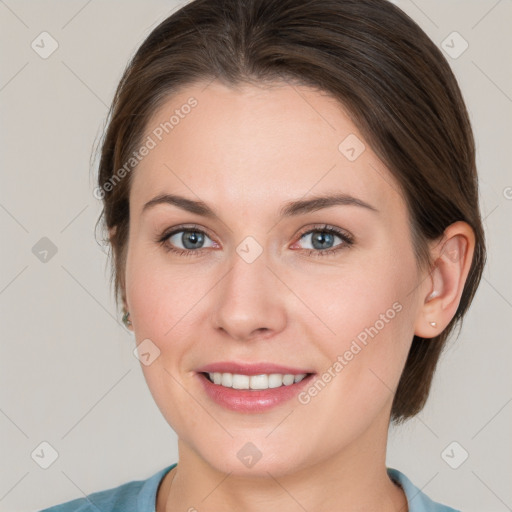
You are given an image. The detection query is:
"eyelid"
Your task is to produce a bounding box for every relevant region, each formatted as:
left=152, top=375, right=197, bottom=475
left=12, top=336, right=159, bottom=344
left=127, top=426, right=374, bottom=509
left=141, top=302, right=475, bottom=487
left=293, top=223, right=354, bottom=245
left=156, top=223, right=219, bottom=254
left=160, top=223, right=217, bottom=242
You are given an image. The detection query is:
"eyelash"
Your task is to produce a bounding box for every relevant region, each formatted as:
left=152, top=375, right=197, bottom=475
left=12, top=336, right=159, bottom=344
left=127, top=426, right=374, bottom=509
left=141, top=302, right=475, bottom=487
left=156, top=223, right=354, bottom=258
left=293, top=224, right=354, bottom=257
left=157, top=224, right=214, bottom=258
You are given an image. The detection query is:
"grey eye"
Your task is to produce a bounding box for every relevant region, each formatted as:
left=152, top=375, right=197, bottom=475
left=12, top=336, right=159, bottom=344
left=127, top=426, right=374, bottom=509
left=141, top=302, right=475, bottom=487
left=299, top=230, right=343, bottom=250
left=168, top=230, right=215, bottom=250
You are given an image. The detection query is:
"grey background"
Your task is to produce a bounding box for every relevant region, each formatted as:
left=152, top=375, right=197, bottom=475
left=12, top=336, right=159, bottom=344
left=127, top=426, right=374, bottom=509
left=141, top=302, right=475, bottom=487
left=0, top=1, right=511, bottom=511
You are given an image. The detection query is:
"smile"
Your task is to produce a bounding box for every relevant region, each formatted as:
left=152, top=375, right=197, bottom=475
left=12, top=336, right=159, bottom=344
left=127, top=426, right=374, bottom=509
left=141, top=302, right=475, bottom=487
left=204, top=372, right=309, bottom=390
left=196, top=371, right=316, bottom=413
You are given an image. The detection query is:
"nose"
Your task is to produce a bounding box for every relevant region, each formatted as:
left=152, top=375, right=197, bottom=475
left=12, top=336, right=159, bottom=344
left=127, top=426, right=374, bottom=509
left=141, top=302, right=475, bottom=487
left=211, top=248, right=287, bottom=342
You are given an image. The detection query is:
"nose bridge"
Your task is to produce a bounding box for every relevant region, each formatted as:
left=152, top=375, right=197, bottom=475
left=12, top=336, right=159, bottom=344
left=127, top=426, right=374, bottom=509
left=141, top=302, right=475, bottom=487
left=211, top=239, right=286, bottom=340
left=227, top=241, right=271, bottom=295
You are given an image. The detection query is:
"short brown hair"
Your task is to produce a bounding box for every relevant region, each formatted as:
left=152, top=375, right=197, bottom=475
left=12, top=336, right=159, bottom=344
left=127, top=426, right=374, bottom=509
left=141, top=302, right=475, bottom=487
left=95, top=0, right=486, bottom=424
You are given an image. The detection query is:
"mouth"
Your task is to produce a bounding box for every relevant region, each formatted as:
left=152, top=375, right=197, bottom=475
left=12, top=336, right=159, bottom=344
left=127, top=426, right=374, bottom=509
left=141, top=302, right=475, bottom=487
left=194, top=364, right=317, bottom=413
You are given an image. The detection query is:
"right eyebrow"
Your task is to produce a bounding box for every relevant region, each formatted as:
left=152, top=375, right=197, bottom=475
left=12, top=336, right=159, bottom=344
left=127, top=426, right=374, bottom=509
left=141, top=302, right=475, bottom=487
left=142, top=194, right=217, bottom=218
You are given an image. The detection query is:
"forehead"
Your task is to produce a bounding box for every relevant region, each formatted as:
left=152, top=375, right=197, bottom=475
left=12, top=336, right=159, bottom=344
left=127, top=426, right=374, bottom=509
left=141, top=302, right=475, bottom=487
left=130, top=79, right=403, bottom=219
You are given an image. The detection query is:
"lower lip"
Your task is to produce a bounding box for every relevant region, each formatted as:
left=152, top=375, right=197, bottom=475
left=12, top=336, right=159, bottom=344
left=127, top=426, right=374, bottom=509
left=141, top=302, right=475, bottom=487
left=196, top=372, right=315, bottom=413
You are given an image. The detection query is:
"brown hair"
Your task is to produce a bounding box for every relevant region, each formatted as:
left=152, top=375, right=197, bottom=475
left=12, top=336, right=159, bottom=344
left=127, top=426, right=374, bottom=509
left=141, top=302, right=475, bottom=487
left=95, top=0, right=486, bottom=424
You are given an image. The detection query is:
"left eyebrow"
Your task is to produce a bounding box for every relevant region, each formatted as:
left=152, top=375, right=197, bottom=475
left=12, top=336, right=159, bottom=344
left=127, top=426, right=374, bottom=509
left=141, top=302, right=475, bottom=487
left=279, top=193, right=378, bottom=217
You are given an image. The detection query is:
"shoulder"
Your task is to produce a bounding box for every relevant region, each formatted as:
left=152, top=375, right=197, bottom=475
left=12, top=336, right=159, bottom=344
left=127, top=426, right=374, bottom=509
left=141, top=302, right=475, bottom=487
left=37, top=479, right=143, bottom=512
left=37, top=464, right=177, bottom=512
left=387, top=468, right=461, bottom=512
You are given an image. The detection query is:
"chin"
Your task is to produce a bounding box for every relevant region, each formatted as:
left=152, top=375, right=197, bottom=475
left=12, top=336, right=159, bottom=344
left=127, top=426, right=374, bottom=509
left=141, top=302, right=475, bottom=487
left=193, top=439, right=311, bottom=479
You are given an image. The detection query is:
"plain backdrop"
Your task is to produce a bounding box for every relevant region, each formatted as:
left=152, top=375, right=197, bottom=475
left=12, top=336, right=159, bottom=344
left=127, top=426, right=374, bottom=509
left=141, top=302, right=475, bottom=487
left=1, top=1, right=511, bottom=511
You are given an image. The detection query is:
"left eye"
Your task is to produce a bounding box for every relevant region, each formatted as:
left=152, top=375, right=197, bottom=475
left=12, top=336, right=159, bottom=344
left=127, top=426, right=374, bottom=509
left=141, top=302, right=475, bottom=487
left=297, top=229, right=345, bottom=251
left=166, top=229, right=216, bottom=250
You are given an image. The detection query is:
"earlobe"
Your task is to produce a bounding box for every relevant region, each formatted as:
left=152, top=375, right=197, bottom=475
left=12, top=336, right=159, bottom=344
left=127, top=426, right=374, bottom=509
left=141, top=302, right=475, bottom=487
left=122, top=309, right=133, bottom=331
left=414, top=221, right=475, bottom=338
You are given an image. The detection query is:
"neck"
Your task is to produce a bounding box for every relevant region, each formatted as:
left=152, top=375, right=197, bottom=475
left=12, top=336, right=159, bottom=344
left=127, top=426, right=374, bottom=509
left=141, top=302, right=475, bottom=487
left=158, top=415, right=408, bottom=512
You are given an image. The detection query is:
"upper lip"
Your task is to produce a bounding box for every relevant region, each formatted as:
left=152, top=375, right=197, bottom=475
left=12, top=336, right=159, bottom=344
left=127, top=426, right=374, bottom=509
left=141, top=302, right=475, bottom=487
left=196, top=362, right=315, bottom=376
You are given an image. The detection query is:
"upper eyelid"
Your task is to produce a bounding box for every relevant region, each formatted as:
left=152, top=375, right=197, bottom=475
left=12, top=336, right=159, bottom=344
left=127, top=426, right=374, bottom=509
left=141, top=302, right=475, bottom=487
left=164, top=224, right=211, bottom=237
left=161, top=225, right=218, bottom=248
left=298, top=224, right=351, bottom=237
left=295, top=225, right=354, bottom=246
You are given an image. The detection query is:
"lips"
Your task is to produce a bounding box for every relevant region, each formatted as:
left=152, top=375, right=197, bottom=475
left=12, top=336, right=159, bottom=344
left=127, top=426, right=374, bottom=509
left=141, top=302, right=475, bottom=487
left=195, top=361, right=315, bottom=376
left=196, top=370, right=316, bottom=413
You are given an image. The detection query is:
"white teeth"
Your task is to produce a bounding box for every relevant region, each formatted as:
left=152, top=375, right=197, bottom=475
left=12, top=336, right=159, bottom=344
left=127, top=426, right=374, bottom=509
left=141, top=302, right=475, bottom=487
left=250, top=374, right=269, bottom=390
left=221, top=373, right=232, bottom=387
left=232, top=374, right=250, bottom=389
left=282, top=374, right=295, bottom=385
left=207, top=372, right=307, bottom=390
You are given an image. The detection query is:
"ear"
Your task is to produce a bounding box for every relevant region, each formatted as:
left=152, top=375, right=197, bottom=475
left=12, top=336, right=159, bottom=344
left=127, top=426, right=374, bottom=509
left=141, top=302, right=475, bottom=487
left=121, top=287, right=132, bottom=331
left=121, top=290, right=133, bottom=331
left=414, top=221, right=475, bottom=338
left=109, top=226, right=132, bottom=330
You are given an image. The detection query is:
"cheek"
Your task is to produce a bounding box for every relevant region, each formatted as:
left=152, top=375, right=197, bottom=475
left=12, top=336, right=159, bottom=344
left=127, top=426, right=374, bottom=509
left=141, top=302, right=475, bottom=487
left=299, top=248, right=417, bottom=394
left=125, top=240, right=207, bottom=341
left=293, top=286, right=414, bottom=448
left=295, top=256, right=412, bottom=346
left=125, top=246, right=207, bottom=434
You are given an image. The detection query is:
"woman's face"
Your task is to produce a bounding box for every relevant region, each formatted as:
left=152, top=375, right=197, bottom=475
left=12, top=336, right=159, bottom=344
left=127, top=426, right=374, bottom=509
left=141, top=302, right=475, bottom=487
left=124, top=79, right=427, bottom=476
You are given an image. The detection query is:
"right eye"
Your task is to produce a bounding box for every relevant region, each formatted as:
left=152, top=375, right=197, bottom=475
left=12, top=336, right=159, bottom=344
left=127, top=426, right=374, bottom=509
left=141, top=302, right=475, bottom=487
left=158, top=225, right=218, bottom=256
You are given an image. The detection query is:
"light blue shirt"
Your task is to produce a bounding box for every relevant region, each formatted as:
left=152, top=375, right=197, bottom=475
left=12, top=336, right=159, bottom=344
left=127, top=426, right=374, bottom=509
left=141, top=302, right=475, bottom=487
left=38, top=463, right=460, bottom=512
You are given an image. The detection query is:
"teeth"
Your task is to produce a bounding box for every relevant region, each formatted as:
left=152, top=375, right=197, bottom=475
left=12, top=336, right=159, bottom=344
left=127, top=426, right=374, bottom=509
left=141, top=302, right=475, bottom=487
left=207, top=372, right=308, bottom=390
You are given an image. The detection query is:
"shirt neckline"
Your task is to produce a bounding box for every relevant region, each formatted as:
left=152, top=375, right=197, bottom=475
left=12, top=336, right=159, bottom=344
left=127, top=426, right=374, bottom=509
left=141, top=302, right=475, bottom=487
left=139, top=463, right=449, bottom=512
left=138, top=463, right=177, bottom=512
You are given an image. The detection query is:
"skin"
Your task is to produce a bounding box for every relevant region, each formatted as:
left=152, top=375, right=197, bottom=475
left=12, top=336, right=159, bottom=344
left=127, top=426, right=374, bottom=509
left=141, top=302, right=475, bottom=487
left=115, top=79, right=475, bottom=512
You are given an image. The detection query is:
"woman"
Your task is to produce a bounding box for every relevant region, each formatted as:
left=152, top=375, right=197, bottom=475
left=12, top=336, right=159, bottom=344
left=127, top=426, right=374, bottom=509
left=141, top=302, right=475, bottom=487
left=40, top=0, right=486, bottom=510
